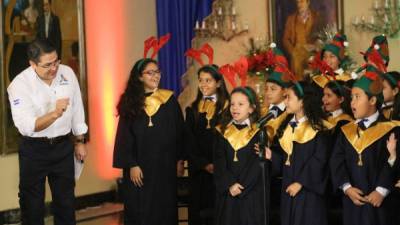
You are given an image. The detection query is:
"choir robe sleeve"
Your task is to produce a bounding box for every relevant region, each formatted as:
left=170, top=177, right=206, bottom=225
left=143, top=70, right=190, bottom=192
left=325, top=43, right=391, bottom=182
left=375, top=131, right=398, bottom=191
left=171, top=96, right=186, bottom=161
left=113, top=116, right=137, bottom=169
left=329, top=131, right=351, bottom=191
left=294, top=132, right=329, bottom=195
left=270, top=136, right=285, bottom=177
left=213, top=133, right=237, bottom=194
left=390, top=131, right=400, bottom=180
left=237, top=150, right=262, bottom=197
left=185, top=107, right=209, bottom=171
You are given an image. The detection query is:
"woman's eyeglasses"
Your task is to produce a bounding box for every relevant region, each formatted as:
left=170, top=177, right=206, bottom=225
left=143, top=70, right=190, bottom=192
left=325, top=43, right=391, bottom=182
left=142, top=70, right=161, bottom=76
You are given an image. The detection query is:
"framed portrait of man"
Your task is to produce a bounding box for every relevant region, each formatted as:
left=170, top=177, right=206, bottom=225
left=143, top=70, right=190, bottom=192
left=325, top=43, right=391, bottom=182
left=0, top=0, right=87, bottom=155
left=267, top=0, right=344, bottom=79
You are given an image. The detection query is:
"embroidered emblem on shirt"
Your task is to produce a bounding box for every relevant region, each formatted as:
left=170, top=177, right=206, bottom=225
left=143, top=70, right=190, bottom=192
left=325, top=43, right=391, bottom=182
left=60, top=74, right=69, bottom=85
left=13, top=99, right=20, bottom=106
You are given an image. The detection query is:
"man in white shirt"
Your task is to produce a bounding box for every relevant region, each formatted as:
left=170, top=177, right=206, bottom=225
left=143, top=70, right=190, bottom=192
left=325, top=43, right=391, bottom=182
left=7, top=39, right=87, bottom=225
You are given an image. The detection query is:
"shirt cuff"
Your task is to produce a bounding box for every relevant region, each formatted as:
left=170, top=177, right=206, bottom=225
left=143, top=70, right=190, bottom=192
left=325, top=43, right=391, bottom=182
left=376, top=187, right=390, bottom=197
left=340, top=182, right=351, bottom=193
left=388, top=157, right=396, bottom=167
left=72, top=123, right=88, bottom=136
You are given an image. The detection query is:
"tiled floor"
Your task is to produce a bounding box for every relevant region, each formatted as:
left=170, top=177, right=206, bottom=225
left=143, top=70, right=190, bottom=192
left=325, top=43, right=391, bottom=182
left=77, top=213, right=123, bottom=225
left=40, top=203, right=188, bottom=225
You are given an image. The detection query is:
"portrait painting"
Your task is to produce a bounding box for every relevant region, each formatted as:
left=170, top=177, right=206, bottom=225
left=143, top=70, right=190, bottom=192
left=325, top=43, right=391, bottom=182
left=268, top=0, right=344, bottom=79
left=0, top=0, right=87, bottom=154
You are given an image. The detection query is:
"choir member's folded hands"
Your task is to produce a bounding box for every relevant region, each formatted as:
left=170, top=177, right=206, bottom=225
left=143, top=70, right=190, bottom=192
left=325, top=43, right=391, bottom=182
left=396, top=180, right=400, bottom=188
left=229, top=183, right=244, bottom=197
left=204, top=163, right=214, bottom=174
left=366, top=191, right=384, bottom=207
left=286, top=182, right=302, bottom=197
left=130, top=166, right=144, bottom=187
left=254, top=144, right=272, bottom=160
left=386, top=133, right=397, bottom=161
left=177, top=160, right=185, bottom=177
left=345, top=187, right=367, bottom=206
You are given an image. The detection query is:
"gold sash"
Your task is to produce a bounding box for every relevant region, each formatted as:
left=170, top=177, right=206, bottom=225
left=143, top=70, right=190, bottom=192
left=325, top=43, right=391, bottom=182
left=216, top=123, right=259, bottom=162
left=279, top=120, right=332, bottom=166
left=327, top=113, right=353, bottom=127
left=266, top=111, right=289, bottom=143
left=382, top=107, right=393, bottom=120
left=144, top=89, right=173, bottom=126
left=197, top=100, right=228, bottom=129
left=341, top=121, right=400, bottom=166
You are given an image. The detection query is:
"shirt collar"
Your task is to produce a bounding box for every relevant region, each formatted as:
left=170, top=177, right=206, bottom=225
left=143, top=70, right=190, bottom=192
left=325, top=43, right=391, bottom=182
left=335, top=68, right=344, bottom=75
left=382, top=101, right=394, bottom=108
left=330, top=108, right=343, bottom=118
left=145, top=88, right=158, bottom=95
left=355, top=110, right=379, bottom=128
left=269, top=101, right=286, bottom=111
left=231, top=118, right=251, bottom=127
left=290, top=115, right=308, bottom=124
left=203, top=94, right=217, bottom=102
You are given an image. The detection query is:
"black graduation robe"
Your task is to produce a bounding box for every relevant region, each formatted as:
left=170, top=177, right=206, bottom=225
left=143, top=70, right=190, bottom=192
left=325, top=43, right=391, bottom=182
left=386, top=131, right=400, bottom=225
left=264, top=108, right=289, bottom=219
left=270, top=120, right=330, bottom=225
left=213, top=123, right=265, bottom=225
left=113, top=89, right=184, bottom=225
left=387, top=155, right=400, bottom=225
left=185, top=102, right=220, bottom=225
left=330, top=117, right=400, bottom=225
left=325, top=113, right=353, bottom=224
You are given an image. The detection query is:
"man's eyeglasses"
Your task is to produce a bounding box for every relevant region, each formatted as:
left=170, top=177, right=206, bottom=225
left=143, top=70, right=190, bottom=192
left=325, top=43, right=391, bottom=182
left=142, top=70, right=161, bottom=76
left=38, top=59, right=61, bottom=69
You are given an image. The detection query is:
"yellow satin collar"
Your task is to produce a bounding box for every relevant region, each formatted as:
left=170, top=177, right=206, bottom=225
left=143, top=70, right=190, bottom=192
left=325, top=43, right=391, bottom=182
left=382, top=107, right=393, bottom=120
left=144, top=89, right=173, bottom=126
left=266, top=111, right=289, bottom=143
left=327, top=113, right=353, bottom=127
left=341, top=120, right=400, bottom=166
left=279, top=120, right=332, bottom=165
left=216, top=123, right=259, bottom=162
left=312, top=72, right=351, bottom=88
left=198, top=100, right=228, bottom=129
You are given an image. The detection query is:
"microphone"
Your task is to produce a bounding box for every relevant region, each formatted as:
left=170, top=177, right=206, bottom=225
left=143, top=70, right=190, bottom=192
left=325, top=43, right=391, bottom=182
left=256, top=109, right=279, bottom=128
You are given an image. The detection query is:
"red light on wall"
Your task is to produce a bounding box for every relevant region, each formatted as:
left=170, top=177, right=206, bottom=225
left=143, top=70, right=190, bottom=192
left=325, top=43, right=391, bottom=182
left=84, top=0, right=126, bottom=179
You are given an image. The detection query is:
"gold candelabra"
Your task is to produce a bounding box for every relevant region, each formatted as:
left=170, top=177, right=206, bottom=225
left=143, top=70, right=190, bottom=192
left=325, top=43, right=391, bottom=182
left=194, top=0, right=249, bottom=41
left=352, top=0, right=400, bottom=37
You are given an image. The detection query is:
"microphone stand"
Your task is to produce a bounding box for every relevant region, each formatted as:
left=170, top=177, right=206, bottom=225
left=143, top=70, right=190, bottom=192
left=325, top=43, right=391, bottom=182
left=258, top=125, right=270, bottom=225
left=256, top=110, right=277, bottom=225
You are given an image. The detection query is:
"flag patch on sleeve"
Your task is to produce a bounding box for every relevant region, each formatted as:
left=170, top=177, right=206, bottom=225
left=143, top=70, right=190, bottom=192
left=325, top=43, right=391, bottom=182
left=13, top=99, right=20, bottom=106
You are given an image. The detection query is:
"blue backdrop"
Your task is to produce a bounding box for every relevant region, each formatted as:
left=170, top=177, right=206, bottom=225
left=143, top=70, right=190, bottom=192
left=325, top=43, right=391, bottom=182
left=156, top=0, right=213, bottom=94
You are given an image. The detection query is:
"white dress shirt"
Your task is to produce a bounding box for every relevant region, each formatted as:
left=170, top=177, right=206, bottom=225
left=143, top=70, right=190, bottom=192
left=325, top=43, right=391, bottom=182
left=7, top=65, right=88, bottom=138
left=231, top=118, right=251, bottom=127
left=203, top=94, right=217, bottom=102
left=330, top=108, right=343, bottom=118
left=269, top=101, right=286, bottom=112
left=290, top=115, right=307, bottom=124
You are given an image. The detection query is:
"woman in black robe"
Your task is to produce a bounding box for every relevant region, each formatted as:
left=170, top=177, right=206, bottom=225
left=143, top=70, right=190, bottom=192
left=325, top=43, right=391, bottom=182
left=185, top=64, right=229, bottom=225
left=113, top=58, right=185, bottom=225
